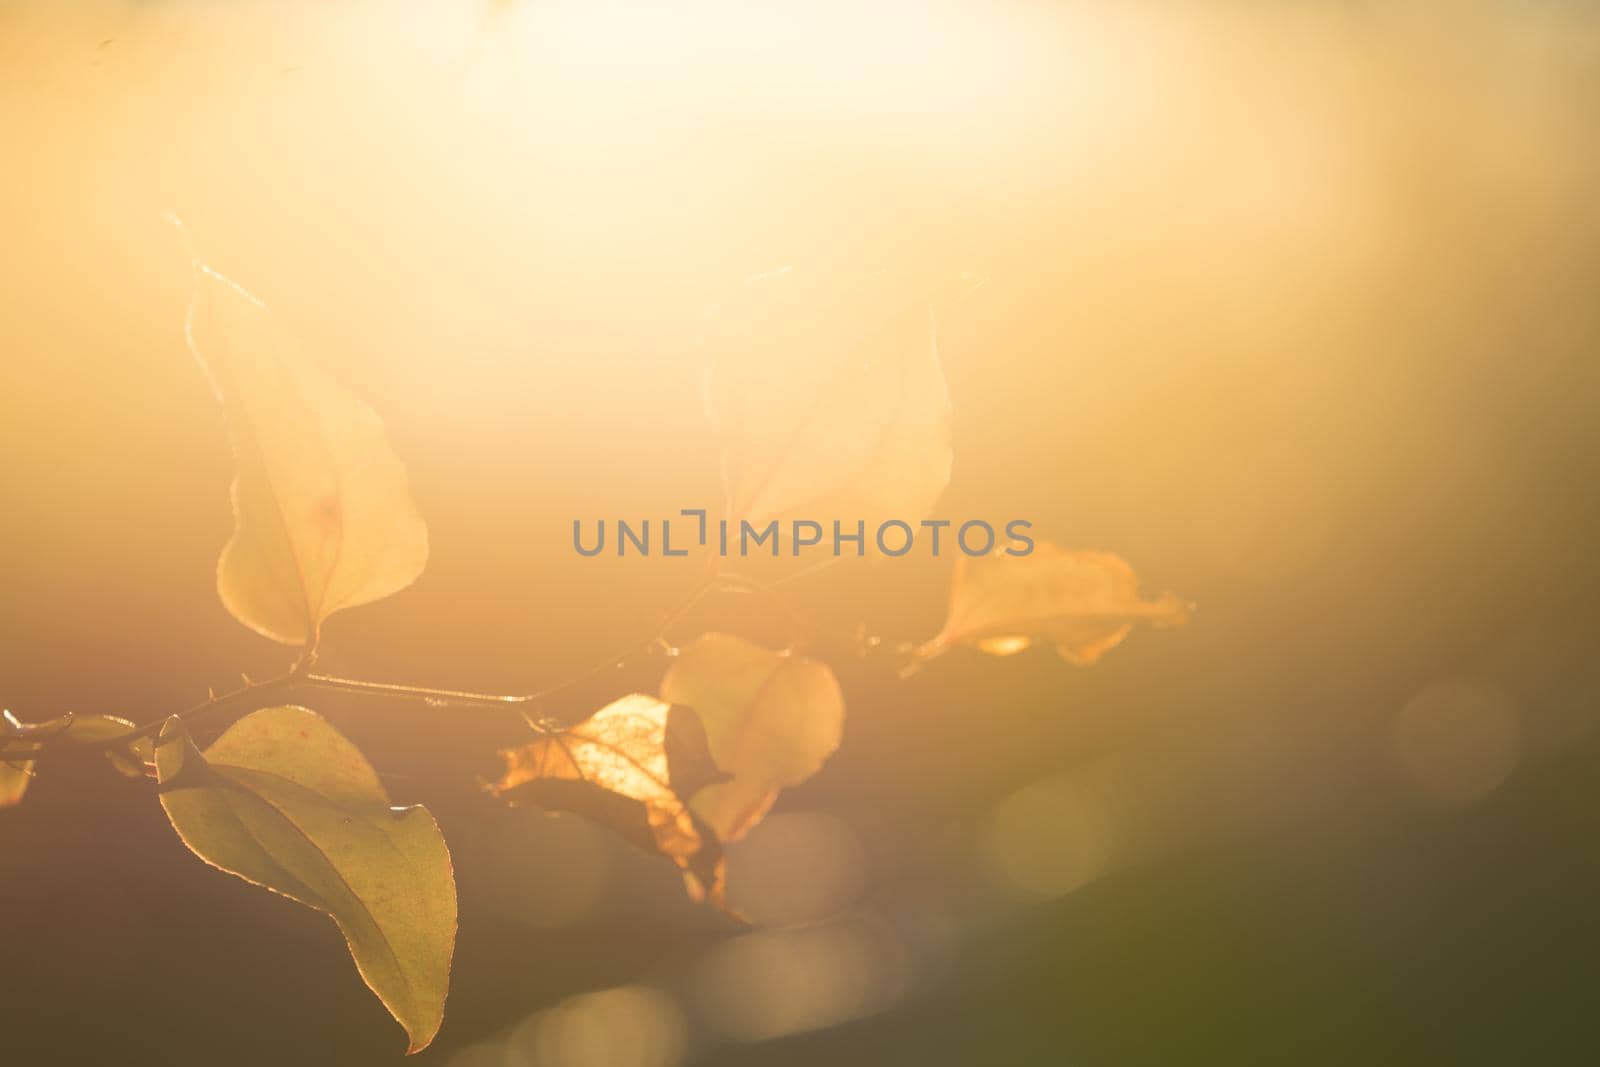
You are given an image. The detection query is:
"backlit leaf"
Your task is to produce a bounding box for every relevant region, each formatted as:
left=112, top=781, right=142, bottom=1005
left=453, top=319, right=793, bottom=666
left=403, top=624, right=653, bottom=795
left=186, top=263, right=429, bottom=646
left=912, top=544, right=1193, bottom=670
left=491, top=695, right=732, bottom=910
left=0, top=761, right=33, bottom=807
left=62, top=714, right=142, bottom=742
left=704, top=269, right=953, bottom=534
left=1, top=708, right=74, bottom=745
left=0, top=709, right=71, bottom=807
left=66, top=715, right=156, bottom=779
left=0, top=713, right=165, bottom=803
left=659, top=633, right=845, bottom=842
left=104, top=735, right=157, bottom=780
left=156, top=706, right=456, bottom=1053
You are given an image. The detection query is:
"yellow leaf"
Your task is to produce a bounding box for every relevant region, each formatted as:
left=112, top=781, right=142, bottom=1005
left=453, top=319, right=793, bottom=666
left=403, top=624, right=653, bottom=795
left=913, top=544, right=1192, bottom=669
left=0, top=713, right=156, bottom=803
left=704, top=270, right=953, bottom=533
left=0, top=762, right=33, bottom=807
left=1, top=708, right=74, bottom=744
left=491, top=695, right=732, bottom=910
left=156, top=707, right=456, bottom=1053
left=104, top=739, right=156, bottom=779
left=65, top=714, right=156, bottom=779
left=186, top=264, right=428, bottom=646
left=62, top=714, right=140, bottom=741
left=659, top=633, right=845, bottom=842
left=0, top=709, right=72, bottom=808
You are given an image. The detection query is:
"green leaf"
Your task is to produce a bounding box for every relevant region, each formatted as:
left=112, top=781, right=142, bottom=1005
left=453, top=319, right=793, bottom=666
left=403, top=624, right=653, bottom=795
left=2, top=708, right=74, bottom=746
left=0, top=709, right=72, bottom=808
left=185, top=263, right=429, bottom=647
left=0, top=761, right=34, bottom=807
left=156, top=706, right=456, bottom=1053
left=104, top=735, right=156, bottom=780
left=60, top=714, right=156, bottom=779
left=0, top=714, right=159, bottom=798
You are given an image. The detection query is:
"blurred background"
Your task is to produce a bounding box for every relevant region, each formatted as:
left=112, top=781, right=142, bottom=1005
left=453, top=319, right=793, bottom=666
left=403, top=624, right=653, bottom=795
left=3, top=0, right=1600, bottom=1063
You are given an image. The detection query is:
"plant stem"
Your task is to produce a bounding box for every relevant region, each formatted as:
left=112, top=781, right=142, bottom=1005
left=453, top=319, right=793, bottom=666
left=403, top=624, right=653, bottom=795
left=18, top=566, right=889, bottom=764
left=29, top=575, right=730, bottom=757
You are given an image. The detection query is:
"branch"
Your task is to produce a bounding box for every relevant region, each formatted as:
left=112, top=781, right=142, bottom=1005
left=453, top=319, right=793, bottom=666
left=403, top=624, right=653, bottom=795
left=14, top=575, right=730, bottom=760
left=8, top=564, right=905, bottom=769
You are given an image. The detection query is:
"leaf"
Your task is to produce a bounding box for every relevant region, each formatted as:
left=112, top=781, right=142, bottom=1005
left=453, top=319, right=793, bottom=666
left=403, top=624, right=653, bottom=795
left=912, top=544, right=1193, bottom=670
left=62, top=714, right=144, bottom=742
left=0, top=713, right=171, bottom=800
left=703, top=269, right=954, bottom=533
left=105, top=738, right=157, bottom=779
left=490, top=695, right=733, bottom=910
left=156, top=706, right=456, bottom=1053
left=2, top=708, right=75, bottom=746
left=0, top=709, right=72, bottom=808
left=64, top=715, right=156, bottom=779
left=658, top=633, right=845, bottom=842
left=0, top=762, right=31, bottom=808
left=186, top=263, right=429, bottom=646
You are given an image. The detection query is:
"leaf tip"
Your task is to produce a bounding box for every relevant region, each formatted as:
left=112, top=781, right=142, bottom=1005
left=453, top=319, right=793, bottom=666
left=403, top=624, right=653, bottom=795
left=403, top=1022, right=443, bottom=1056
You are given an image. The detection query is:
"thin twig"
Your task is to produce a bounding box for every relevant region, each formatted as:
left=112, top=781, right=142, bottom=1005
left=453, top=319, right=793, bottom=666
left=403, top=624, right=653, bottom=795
left=18, top=556, right=886, bottom=765
left=712, top=571, right=808, bottom=648
left=22, top=576, right=726, bottom=759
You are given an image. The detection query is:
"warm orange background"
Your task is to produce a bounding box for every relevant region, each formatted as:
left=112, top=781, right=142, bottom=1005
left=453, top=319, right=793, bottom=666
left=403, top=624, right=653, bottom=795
left=3, top=2, right=1600, bottom=1064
